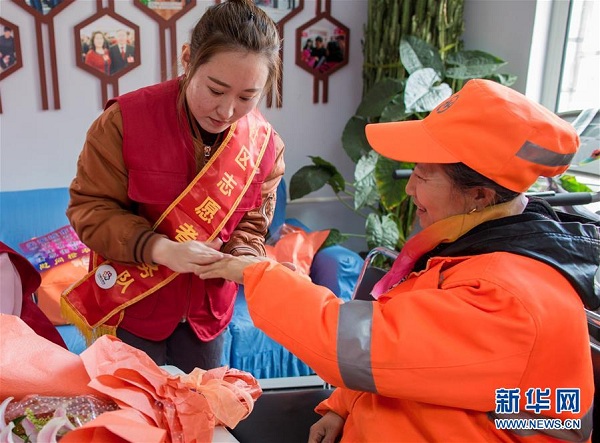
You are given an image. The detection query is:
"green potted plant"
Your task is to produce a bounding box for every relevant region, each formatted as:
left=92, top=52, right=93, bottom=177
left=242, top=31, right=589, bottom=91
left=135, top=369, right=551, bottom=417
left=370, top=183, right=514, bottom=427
left=290, top=35, right=516, bottom=253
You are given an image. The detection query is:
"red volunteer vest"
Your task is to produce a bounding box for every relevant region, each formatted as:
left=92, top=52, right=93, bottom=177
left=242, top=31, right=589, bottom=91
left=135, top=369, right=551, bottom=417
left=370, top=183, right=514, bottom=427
left=63, top=79, right=276, bottom=342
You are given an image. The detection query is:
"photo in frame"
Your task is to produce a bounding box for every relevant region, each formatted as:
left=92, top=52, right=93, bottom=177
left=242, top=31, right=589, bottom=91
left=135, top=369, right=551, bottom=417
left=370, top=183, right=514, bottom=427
left=137, top=0, right=194, bottom=22
left=23, top=0, right=63, bottom=15
left=295, top=0, right=350, bottom=104
left=298, top=17, right=348, bottom=77
left=74, top=7, right=141, bottom=106
left=0, top=19, right=21, bottom=79
left=76, top=16, right=139, bottom=78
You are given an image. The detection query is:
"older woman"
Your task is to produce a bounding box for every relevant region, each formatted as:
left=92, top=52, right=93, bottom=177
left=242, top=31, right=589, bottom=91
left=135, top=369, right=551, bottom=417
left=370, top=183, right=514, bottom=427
left=196, top=79, right=600, bottom=442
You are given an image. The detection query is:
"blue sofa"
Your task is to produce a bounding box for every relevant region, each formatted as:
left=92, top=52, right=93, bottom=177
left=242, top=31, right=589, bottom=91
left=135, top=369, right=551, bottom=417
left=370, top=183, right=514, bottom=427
left=0, top=182, right=363, bottom=379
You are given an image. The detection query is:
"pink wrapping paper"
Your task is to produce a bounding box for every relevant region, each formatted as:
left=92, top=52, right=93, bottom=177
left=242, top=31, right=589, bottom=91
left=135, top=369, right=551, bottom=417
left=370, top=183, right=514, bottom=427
left=1, top=314, right=262, bottom=442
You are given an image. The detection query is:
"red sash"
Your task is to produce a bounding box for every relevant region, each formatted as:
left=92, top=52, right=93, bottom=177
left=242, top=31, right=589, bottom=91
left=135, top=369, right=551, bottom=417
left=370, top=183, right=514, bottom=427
left=61, top=109, right=271, bottom=343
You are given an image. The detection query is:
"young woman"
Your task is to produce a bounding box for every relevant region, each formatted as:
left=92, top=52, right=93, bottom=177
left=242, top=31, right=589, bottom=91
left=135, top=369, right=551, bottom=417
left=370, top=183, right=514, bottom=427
left=63, top=0, right=285, bottom=373
left=195, top=80, right=599, bottom=442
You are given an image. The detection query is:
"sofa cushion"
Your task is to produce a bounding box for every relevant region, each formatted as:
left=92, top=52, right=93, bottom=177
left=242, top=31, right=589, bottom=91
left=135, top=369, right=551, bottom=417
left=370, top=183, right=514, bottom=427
left=228, top=286, right=315, bottom=379
left=0, top=188, right=71, bottom=251
left=37, top=258, right=89, bottom=325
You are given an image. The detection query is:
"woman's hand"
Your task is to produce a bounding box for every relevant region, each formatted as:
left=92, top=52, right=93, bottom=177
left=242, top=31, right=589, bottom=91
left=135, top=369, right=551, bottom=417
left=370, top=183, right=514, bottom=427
left=196, top=255, right=311, bottom=284
left=195, top=255, right=270, bottom=284
left=308, top=411, right=344, bottom=443
left=151, top=237, right=225, bottom=274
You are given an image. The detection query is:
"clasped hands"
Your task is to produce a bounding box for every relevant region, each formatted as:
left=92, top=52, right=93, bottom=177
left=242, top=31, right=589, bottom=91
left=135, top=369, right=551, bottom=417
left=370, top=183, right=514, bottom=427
left=196, top=251, right=273, bottom=284
left=151, top=237, right=299, bottom=284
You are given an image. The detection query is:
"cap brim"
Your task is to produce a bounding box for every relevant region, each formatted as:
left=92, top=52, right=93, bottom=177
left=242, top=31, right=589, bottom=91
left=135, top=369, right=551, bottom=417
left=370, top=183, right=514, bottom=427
left=365, top=120, right=459, bottom=164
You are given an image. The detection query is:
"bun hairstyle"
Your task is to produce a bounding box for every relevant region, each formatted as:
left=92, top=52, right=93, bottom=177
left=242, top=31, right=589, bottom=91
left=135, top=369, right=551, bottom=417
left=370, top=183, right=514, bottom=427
left=180, top=0, right=281, bottom=101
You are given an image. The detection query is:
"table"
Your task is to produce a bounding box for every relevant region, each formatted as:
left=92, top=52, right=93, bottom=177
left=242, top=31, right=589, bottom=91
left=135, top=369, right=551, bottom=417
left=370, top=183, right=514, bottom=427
left=213, top=426, right=240, bottom=442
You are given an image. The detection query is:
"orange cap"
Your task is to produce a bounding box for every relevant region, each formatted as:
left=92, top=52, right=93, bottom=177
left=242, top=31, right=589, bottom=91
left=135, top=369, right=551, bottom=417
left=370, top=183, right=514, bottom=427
left=365, top=79, right=579, bottom=192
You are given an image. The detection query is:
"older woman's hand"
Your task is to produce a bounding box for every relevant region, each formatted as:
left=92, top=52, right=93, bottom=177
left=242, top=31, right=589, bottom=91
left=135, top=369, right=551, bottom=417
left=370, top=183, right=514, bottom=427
left=195, top=255, right=271, bottom=284
left=195, top=255, right=310, bottom=284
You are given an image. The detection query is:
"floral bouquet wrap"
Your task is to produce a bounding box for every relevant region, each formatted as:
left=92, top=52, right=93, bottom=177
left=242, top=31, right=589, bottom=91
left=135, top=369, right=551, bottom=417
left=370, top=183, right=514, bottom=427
left=0, top=315, right=262, bottom=442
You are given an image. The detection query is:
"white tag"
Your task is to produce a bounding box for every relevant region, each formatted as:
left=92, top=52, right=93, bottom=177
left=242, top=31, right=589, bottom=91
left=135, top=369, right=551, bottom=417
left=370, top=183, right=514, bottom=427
left=95, top=264, right=117, bottom=289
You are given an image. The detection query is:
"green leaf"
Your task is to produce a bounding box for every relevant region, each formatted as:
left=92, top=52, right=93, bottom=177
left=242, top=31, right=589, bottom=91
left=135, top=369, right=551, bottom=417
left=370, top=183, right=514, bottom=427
left=365, top=213, right=400, bottom=250
left=445, top=50, right=507, bottom=79
left=404, top=68, right=452, bottom=113
left=309, top=156, right=346, bottom=193
left=319, top=228, right=349, bottom=249
left=289, top=158, right=344, bottom=200
left=559, top=175, right=593, bottom=193
left=355, top=78, right=404, bottom=118
left=380, top=94, right=407, bottom=122
left=399, top=35, right=444, bottom=76
left=486, top=72, right=518, bottom=86
left=354, top=151, right=380, bottom=210
left=342, top=116, right=371, bottom=163
left=375, top=157, right=413, bottom=211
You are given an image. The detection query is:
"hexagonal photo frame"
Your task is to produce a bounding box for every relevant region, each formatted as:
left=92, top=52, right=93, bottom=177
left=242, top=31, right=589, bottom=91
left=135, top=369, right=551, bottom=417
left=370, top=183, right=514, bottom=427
left=12, top=0, right=75, bottom=22
left=75, top=12, right=140, bottom=80
left=0, top=17, right=22, bottom=81
left=134, top=0, right=196, bottom=23
left=296, top=16, right=349, bottom=81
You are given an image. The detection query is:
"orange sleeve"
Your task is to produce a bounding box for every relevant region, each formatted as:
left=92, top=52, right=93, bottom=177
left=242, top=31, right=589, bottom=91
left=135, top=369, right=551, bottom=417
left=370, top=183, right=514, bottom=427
left=242, top=261, right=347, bottom=387
left=314, top=387, right=357, bottom=419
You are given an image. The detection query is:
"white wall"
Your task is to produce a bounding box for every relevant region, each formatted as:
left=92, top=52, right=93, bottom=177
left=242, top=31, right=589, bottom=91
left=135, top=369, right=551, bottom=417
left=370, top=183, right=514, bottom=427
left=0, top=0, right=365, bottom=190
left=462, top=0, right=538, bottom=95
left=0, top=0, right=542, bottom=253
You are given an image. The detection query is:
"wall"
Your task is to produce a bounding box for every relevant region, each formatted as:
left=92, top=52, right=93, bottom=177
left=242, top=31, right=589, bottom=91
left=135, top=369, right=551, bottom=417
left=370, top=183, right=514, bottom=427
left=0, top=0, right=540, bottom=253
left=462, top=0, right=537, bottom=95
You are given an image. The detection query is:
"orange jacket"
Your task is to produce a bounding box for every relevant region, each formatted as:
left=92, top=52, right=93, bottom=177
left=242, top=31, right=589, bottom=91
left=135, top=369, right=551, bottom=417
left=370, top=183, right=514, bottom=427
left=242, top=251, right=593, bottom=442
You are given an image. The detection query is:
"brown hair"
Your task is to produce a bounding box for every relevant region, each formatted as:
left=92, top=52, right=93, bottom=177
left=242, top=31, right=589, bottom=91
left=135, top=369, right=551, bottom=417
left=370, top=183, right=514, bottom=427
left=90, top=31, right=108, bottom=51
left=442, top=163, right=520, bottom=205
left=178, top=0, right=281, bottom=110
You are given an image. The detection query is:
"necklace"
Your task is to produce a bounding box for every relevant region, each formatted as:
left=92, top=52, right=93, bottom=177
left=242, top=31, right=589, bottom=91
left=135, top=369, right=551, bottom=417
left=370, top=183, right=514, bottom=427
left=203, top=144, right=212, bottom=161
left=202, top=132, right=223, bottom=162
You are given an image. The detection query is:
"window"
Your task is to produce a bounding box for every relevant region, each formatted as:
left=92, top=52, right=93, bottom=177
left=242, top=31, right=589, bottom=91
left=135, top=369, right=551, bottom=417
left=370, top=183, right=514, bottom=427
left=556, top=0, right=599, bottom=112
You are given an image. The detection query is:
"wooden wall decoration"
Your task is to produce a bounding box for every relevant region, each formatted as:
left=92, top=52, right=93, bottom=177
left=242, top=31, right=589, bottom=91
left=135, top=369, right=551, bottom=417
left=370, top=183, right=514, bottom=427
left=0, top=17, right=23, bottom=113
left=74, top=0, right=140, bottom=108
left=11, top=0, right=75, bottom=110
left=133, top=0, right=196, bottom=82
left=295, top=0, right=349, bottom=103
left=215, top=0, right=304, bottom=108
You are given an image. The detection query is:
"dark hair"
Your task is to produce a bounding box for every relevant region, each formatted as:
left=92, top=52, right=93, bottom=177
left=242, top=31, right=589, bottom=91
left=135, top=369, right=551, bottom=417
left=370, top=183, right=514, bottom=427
left=179, top=0, right=281, bottom=109
left=442, top=163, right=520, bottom=204
left=90, top=31, right=108, bottom=51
